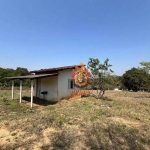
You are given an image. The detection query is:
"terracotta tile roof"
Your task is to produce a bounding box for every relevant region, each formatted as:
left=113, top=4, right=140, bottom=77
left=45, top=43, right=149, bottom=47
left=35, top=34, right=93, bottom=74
left=30, top=65, right=84, bottom=74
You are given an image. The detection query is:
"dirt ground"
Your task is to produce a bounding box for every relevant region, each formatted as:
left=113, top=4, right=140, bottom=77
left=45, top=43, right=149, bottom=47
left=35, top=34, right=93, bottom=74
left=0, top=90, right=150, bottom=150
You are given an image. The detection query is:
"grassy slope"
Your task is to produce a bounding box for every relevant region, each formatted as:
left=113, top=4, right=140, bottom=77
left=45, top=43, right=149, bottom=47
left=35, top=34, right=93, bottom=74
left=0, top=89, right=150, bottom=150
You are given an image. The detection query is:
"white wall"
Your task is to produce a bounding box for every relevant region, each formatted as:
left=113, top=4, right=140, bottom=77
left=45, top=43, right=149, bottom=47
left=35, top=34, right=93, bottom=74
left=34, top=69, right=82, bottom=101
left=36, top=76, right=58, bottom=100
left=58, top=69, right=72, bottom=99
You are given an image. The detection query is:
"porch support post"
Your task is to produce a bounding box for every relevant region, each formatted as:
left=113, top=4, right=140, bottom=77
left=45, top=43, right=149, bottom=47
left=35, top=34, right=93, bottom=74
left=31, top=80, right=34, bottom=108
left=12, top=80, right=14, bottom=99
left=20, top=80, right=22, bottom=104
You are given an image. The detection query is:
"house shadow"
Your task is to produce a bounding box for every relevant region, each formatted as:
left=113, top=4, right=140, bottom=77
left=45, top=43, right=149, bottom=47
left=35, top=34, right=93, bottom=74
left=22, top=96, right=58, bottom=106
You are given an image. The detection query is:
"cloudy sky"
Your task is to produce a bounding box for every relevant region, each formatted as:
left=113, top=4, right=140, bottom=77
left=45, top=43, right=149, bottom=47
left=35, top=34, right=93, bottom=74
left=0, top=0, right=150, bottom=75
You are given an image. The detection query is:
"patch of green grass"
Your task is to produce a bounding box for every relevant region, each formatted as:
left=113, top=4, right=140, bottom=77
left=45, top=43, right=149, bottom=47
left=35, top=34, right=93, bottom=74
left=46, top=105, right=55, bottom=110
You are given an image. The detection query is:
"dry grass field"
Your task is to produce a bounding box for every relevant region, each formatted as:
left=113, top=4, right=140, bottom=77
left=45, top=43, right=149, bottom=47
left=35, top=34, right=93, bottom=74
left=0, top=89, right=150, bottom=150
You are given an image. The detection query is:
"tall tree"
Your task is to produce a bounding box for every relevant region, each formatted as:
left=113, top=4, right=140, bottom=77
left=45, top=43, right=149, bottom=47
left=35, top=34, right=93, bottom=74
left=87, top=58, right=113, bottom=98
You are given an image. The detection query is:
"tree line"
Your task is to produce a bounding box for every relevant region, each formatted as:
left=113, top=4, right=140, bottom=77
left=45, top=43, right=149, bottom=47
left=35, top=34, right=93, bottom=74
left=0, top=67, right=30, bottom=87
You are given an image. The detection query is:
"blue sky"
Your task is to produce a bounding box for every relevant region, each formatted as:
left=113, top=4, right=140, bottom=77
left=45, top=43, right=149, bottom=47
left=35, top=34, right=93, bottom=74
left=0, top=0, right=150, bottom=75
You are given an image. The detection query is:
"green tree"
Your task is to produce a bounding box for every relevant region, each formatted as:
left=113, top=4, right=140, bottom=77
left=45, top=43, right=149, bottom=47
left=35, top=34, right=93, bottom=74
left=139, top=61, right=150, bottom=74
left=87, top=58, right=113, bottom=98
left=14, top=67, right=29, bottom=86
left=122, top=68, right=150, bottom=91
left=14, top=67, right=28, bottom=76
left=0, top=67, right=30, bottom=87
left=0, top=68, right=15, bottom=86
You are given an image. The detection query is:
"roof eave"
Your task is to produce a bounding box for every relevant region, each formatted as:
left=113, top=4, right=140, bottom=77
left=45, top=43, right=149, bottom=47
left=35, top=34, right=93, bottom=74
left=6, top=73, right=58, bottom=80
left=29, top=64, right=85, bottom=74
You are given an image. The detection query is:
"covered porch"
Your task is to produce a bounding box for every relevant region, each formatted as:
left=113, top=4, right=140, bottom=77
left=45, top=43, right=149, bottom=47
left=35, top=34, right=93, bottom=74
left=6, top=73, right=58, bottom=108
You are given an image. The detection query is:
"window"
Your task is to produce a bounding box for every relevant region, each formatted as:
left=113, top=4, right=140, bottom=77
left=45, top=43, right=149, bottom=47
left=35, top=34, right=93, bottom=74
left=68, top=79, right=74, bottom=89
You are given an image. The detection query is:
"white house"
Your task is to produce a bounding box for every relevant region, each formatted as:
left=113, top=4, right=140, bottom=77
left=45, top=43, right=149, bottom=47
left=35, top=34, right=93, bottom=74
left=30, top=65, right=79, bottom=101
left=7, top=65, right=83, bottom=107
